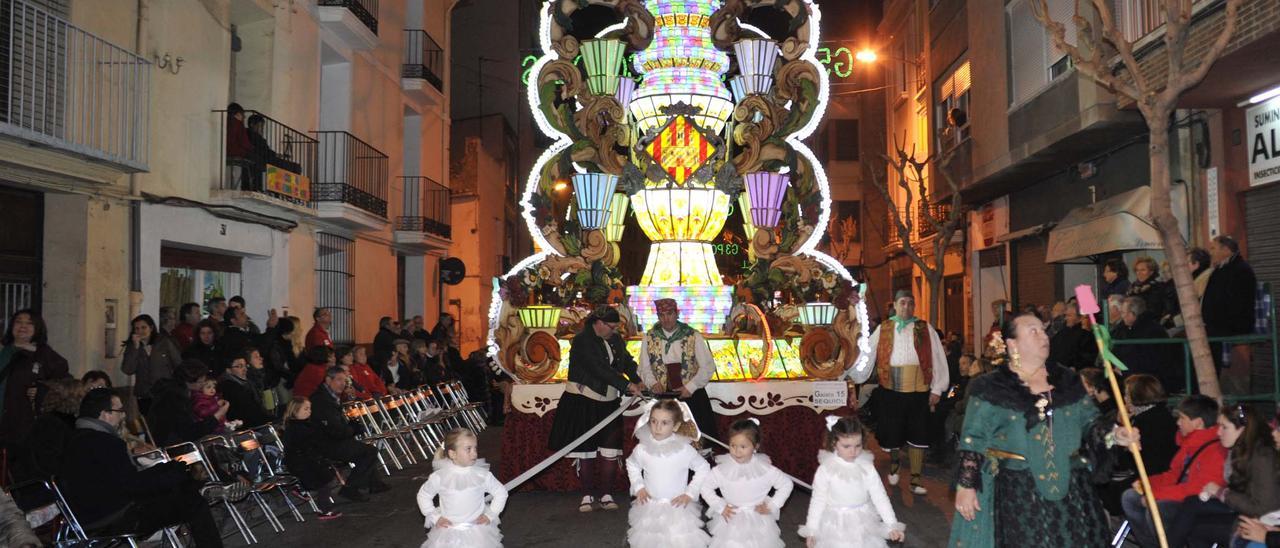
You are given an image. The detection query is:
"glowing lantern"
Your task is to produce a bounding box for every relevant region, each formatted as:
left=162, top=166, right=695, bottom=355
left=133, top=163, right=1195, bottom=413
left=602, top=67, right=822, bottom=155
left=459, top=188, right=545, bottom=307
left=581, top=39, right=626, bottom=96
left=797, top=303, right=838, bottom=326
left=518, top=305, right=561, bottom=329
left=738, top=192, right=756, bottom=240
left=572, top=173, right=620, bottom=230
left=743, top=172, right=790, bottom=229
left=605, top=192, right=630, bottom=242
left=732, top=39, right=778, bottom=98
left=616, top=77, right=636, bottom=111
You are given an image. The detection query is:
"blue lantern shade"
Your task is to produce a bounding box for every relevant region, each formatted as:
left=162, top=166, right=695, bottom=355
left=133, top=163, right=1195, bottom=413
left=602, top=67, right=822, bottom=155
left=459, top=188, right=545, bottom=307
left=581, top=39, right=626, bottom=96
left=743, top=172, right=790, bottom=229
left=732, top=39, right=778, bottom=99
left=573, top=173, right=620, bottom=230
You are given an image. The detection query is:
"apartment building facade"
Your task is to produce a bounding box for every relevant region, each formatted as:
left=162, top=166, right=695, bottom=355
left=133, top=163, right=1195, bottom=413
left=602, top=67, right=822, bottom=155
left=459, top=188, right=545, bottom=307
left=0, top=0, right=456, bottom=380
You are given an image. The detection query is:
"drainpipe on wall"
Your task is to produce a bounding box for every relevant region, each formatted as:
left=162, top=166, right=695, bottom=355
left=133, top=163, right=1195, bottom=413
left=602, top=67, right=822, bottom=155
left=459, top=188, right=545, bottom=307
left=127, top=0, right=150, bottom=320
left=440, top=0, right=465, bottom=317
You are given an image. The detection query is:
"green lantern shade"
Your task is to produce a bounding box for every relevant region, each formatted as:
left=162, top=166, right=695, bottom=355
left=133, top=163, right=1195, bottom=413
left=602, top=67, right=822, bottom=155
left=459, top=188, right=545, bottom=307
left=738, top=192, right=756, bottom=241
left=581, top=39, right=626, bottom=96
left=797, top=303, right=837, bottom=326
left=518, top=305, right=562, bottom=329
left=605, top=192, right=629, bottom=242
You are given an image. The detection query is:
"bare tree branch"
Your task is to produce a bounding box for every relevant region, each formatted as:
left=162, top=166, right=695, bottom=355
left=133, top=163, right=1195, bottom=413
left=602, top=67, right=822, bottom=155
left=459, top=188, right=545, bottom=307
left=1031, top=0, right=1143, bottom=103
left=1169, top=0, right=1241, bottom=95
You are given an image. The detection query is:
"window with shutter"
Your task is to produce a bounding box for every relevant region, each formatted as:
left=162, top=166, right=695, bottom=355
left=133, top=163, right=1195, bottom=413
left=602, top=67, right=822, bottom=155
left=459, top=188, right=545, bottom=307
left=1007, top=0, right=1076, bottom=106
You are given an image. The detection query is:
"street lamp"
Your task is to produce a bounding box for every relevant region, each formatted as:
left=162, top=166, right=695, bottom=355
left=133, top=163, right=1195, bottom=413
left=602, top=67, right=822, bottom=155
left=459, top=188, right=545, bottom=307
left=855, top=49, right=877, bottom=63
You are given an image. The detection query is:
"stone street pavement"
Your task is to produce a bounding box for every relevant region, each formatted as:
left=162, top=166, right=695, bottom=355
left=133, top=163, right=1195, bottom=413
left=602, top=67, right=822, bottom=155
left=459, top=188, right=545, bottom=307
left=266, top=426, right=956, bottom=547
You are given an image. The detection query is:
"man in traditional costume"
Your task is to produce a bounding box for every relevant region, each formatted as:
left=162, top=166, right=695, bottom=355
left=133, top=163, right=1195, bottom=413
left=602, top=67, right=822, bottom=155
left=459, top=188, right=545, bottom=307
left=638, top=299, right=718, bottom=453
left=548, top=307, right=644, bottom=513
left=848, top=290, right=948, bottom=495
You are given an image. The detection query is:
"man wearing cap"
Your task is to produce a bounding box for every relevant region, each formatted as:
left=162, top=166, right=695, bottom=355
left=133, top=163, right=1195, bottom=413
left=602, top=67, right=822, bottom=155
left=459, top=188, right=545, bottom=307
left=847, top=290, right=948, bottom=496
left=639, top=298, right=718, bottom=452
left=548, top=307, right=644, bottom=513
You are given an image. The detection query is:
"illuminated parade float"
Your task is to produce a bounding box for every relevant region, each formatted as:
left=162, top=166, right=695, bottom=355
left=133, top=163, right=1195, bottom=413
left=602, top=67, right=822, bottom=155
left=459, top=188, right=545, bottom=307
left=495, top=0, right=869, bottom=488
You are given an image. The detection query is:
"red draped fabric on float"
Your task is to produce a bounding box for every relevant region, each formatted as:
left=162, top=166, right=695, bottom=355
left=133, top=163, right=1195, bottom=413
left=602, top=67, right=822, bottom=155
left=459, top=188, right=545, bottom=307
left=498, top=406, right=856, bottom=492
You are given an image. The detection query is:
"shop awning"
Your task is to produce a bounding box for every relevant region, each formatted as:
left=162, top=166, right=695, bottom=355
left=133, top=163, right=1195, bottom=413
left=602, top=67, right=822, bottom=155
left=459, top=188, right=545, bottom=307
left=1045, top=184, right=1187, bottom=264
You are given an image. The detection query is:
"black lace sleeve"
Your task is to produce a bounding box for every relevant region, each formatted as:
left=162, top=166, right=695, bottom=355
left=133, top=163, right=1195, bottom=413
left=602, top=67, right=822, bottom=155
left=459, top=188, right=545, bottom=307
left=956, top=449, right=984, bottom=490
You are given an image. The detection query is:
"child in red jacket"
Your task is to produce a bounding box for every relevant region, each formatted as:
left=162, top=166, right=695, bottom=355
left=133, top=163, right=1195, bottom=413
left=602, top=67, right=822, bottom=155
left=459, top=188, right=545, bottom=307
left=1122, top=395, right=1227, bottom=546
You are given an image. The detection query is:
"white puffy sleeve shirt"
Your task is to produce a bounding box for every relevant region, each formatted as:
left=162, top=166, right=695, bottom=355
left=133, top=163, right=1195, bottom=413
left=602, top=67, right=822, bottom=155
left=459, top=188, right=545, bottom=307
left=700, top=454, right=794, bottom=518
left=416, top=459, right=509, bottom=528
left=846, top=321, right=950, bottom=395
left=799, top=451, right=904, bottom=538
left=626, top=428, right=710, bottom=500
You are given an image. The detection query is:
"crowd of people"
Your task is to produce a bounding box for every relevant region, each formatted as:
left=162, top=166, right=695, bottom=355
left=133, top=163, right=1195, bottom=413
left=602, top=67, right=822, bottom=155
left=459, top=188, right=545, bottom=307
left=0, top=300, right=507, bottom=546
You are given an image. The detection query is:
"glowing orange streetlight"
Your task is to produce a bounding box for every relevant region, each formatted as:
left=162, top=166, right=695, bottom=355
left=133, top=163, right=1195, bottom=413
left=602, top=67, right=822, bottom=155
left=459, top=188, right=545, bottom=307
left=855, top=49, right=878, bottom=63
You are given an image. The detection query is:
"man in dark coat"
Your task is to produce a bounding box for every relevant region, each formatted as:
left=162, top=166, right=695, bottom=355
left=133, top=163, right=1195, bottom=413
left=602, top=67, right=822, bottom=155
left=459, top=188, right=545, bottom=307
left=309, top=366, right=387, bottom=501
left=1113, top=297, right=1179, bottom=390
left=1202, top=235, right=1258, bottom=370
left=218, top=353, right=273, bottom=428
left=217, top=307, right=253, bottom=378
left=372, top=316, right=400, bottom=370
left=547, top=307, right=643, bottom=512
left=59, top=389, right=223, bottom=547
left=1049, top=301, right=1099, bottom=370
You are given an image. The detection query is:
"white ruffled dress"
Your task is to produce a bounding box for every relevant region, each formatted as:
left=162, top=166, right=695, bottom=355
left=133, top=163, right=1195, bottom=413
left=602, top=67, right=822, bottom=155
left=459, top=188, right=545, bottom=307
left=700, top=453, right=794, bottom=548
left=417, top=458, right=508, bottom=548
left=625, top=426, right=711, bottom=548
left=799, top=451, right=905, bottom=548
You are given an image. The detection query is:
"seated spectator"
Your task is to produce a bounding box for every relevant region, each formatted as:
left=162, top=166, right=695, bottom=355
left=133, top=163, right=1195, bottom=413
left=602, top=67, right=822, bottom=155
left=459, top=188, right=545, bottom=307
left=335, top=346, right=373, bottom=400
left=121, top=313, right=183, bottom=415
left=411, top=316, right=431, bottom=341
left=306, top=308, right=335, bottom=350
left=413, top=338, right=453, bottom=386
left=0, top=489, right=38, bottom=547
left=281, top=397, right=342, bottom=519
left=380, top=339, right=421, bottom=392
left=1049, top=301, right=1098, bottom=370
left=1079, top=367, right=1118, bottom=416
left=13, top=378, right=83, bottom=484
left=373, top=316, right=400, bottom=368
left=260, top=317, right=300, bottom=394
left=1128, top=256, right=1177, bottom=327
left=191, top=379, right=236, bottom=434
left=293, top=345, right=336, bottom=400
left=1122, top=395, right=1227, bottom=547
left=1168, top=403, right=1280, bottom=546
left=59, top=388, right=223, bottom=547
left=82, top=370, right=112, bottom=390
left=348, top=346, right=387, bottom=397
left=1101, top=257, right=1131, bottom=302
left=181, top=319, right=221, bottom=377
left=1096, top=374, right=1178, bottom=516
left=309, top=367, right=389, bottom=502
left=219, top=352, right=273, bottom=428
left=1235, top=413, right=1280, bottom=545
left=246, top=114, right=301, bottom=175
left=146, top=362, right=222, bottom=446
left=1113, top=296, right=1180, bottom=390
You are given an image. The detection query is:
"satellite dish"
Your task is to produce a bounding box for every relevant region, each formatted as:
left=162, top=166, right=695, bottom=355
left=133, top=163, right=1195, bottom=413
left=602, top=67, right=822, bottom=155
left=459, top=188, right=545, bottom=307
left=440, top=257, right=466, bottom=286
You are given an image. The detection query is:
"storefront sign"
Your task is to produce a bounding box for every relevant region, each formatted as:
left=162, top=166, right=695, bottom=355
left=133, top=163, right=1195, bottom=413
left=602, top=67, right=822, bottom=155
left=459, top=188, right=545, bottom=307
left=265, top=165, right=310, bottom=202
left=1248, top=96, right=1280, bottom=187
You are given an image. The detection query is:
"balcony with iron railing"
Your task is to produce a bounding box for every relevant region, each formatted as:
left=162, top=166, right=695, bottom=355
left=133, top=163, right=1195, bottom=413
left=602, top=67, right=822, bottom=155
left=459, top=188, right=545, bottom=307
left=402, top=30, right=444, bottom=97
left=0, top=0, right=149, bottom=173
left=312, top=131, right=389, bottom=230
left=885, top=207, right=910, bottom=248
left=916, top=202, right=954, bottom=239
left=213, top=110, right=317, bottom=215
left=317, top=0, right=379, bottom=50
left=394, top=176, right=452, bottom=252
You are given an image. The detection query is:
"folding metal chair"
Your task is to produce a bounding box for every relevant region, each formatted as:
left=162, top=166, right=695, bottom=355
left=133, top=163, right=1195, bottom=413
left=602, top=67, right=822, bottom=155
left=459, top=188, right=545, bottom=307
left=166, top=441, right=257, bottom=544
left=230, top=429, right=306, bottom=524
left=251, top=424, right=335, bottom=513
left=373, top=394, right=432, bottom=461
left=446, top=381, right=488, bottom=430
left=195, top=435, right=286, bottom=535
left=344, top=400, right=404, bottom=475
left=437, top=383, right=484, bottom=432
left=34, top=476, right=183, bottom=547
left=396, top=388, right=450, bottom=451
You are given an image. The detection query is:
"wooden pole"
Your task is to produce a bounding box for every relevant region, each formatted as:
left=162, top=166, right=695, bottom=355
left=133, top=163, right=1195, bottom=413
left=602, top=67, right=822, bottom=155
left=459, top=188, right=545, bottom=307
left=1076, top=285, right=1168, bottom=548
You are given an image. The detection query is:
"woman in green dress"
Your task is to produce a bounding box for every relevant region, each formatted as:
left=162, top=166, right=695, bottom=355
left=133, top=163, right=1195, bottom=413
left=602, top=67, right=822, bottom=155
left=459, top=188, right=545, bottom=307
left=949, top=312, right=1135, bottom=547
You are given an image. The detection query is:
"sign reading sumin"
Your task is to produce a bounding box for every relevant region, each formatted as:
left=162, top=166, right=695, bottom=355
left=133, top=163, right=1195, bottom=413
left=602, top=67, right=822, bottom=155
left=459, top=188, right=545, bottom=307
left=1248, top=96, right=1280, bottom=187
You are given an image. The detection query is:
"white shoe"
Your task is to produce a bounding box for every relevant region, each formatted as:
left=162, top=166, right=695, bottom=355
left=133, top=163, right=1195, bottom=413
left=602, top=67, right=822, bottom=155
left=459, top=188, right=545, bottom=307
left=887, top=473, right=900, bottom=486
left=578, top=496, right=595, bottom=513
left=910, top=482, right=928, bottom=495
left=599, top=494, right=619, bottom=510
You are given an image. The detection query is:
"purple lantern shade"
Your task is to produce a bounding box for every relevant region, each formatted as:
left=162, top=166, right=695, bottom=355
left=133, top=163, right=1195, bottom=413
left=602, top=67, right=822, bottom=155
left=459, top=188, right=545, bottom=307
left=743, top=172, right=790, bottom=229
left=616, top=78, right=636, bottom=110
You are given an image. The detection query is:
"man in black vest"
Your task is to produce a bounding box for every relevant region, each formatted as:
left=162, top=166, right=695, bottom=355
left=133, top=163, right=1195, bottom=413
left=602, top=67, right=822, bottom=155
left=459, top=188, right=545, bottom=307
left=548, top=307, right=643, bottom=513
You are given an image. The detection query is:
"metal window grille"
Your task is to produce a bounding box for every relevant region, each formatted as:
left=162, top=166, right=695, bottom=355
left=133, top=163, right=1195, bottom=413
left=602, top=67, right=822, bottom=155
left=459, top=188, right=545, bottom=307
left=313, top=131, right=389, bottom=218
left=396, top=176, right=451, bottom=239
left=318, top=0, right=378, bottom=35
left=214, top=109, right=317, bottom=207
left=0, top=281, right=32, bottom=336
left=0, top=0, right=149, bottom=171
left=316, top=232, right=355, bottom=345
left=402, top=30, right=443, bottom=91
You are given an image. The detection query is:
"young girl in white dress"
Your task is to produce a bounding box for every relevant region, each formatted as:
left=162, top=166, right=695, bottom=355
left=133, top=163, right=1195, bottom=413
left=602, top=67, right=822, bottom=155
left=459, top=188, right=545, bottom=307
left=700, top=418, right=794, bottom=548
left=626, top=398, right=712, bottom=548
left=800, top=416, right=906, bottom=548
left=417, top=428, right=508, bottom=548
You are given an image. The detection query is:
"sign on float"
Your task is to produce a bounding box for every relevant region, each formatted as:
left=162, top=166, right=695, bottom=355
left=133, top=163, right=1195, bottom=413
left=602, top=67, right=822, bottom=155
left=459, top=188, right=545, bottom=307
left=810, top=381, right=848, bottom=408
